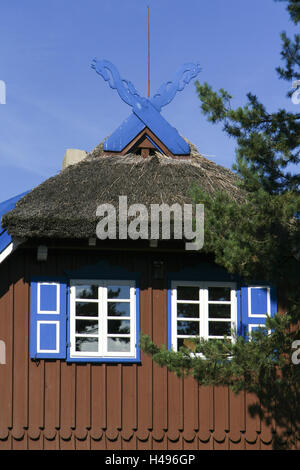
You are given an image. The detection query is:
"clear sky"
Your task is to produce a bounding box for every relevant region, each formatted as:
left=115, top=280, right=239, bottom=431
left=0, top=0, right=298, bottom=201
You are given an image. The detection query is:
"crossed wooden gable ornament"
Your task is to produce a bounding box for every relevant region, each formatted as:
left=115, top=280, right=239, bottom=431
left=92, top=59, right=201, bottom=157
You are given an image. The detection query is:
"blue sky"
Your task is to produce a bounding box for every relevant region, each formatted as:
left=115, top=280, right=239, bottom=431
left=0, top=0, right=298, bottom=201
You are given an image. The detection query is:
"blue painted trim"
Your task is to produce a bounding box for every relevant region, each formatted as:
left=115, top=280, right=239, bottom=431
left=30, top=277, right=67, bottom=360
left=0, top=190, right=30, bottom=254
left=236, top=283, right=242, bottom=337
left=167, top=281, right=172, bottom=350
left=39, top=323, right=57, bottom=351
left=31, top=276, right=68, bottom=283
left=39, top=284, right=59, bottom=312
left=30, top=281, right=38, bottom=359
left=132, top=104, right=190, bottom=155
left=239, top=284, right=277, bottom=339
left=250, top=287, right=268, bottom=316
left=92, top=59, right=201, bottom=112
left=92, top=59, right=194, bottom=155
left=135, top=285, right=141, bottom=362
left=167, top=262, right=238, bottom=283
left=0, top=190, right=29, bottom=231
left=240, top=286, right=248, bottom=338
left=145, top=134, right=163, bottom=153
left=105, top=108, right=190, bottom=155
left=65, top=259, right=140, bottom=282
left=91, top=59, right=144, bottom=108
left=270, top=286, right=278, bottom=316
left=66, top=357, right=142, bottom=364
left=166, top=267, right=239, bottom=351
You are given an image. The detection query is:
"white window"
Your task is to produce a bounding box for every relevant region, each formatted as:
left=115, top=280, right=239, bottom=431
left=171, top=281, right=237, bottom=351
left=69, top=280, right=137, bottom=359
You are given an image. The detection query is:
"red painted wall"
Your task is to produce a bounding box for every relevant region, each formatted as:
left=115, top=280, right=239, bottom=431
left=0, top=247, right=278, bottom=449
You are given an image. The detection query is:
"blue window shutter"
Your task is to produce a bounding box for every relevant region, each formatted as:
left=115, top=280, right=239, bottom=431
left=30, top=280, right=67, bottom=359
left=239, top=285, right=277, bottom=338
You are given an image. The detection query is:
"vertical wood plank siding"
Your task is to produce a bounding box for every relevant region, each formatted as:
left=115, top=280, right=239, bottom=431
left=0, top=248, right=281, bottom=449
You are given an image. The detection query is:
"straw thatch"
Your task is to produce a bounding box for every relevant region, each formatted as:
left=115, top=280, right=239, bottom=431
left=2, top=143, right=245, bottom=239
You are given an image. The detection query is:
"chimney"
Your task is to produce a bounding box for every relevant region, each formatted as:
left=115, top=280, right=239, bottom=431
left=62, top=149, right=87, bottom=170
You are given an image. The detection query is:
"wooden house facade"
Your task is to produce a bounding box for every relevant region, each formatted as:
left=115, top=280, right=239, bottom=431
left=0, top=245, right=282, bottom=450
left=0, top=60, right=286, bottom=450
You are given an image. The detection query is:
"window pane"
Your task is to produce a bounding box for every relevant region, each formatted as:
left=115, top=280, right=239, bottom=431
left=208, top=287, right=231, bottom=301
left=76, top=319, right=98, bottom=335
left=177, top=286, right=199, bottom=301
left=177, top=320, right=199, bottom=336
left=107, top=285, right=130, bottom=299
left=76, top=302, right=98, bottom=317
left=108, top=320, right=130, bottom=335
left=177, top=303, right=200, bottom=319
left=107, top=302, right=130, bottom=317
left=75, top=337, right=98, bottom=352
left=209, top=304, right=231, bottom=319
left=209, top=321, right=231, bottom=336
left=75, top=285, right=98, bottom=299
left=107, top=337, right=130, bottom=352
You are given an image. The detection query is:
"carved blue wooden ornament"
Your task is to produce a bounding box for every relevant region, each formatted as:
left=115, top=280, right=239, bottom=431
left=91, top=59, right=201, bottom=155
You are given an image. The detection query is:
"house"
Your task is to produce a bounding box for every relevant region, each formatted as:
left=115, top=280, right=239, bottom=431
left=0, top=60, right=280, bottom=450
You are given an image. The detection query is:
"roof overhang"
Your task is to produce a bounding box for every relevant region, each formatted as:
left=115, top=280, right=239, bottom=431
left=0, top=242, right=14, bottom=264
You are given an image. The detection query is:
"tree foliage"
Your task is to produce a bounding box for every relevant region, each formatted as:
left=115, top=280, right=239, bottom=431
left=140, top=0, right=300, bottom=449
left=191, top=186, right=300, bottom=286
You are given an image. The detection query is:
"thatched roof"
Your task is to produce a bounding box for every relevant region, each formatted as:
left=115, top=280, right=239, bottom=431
left=2, top=143, right=244, bottom=239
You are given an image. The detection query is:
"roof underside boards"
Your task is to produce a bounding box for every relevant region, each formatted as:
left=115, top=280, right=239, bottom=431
left=0, top=191, right=29, bottom=254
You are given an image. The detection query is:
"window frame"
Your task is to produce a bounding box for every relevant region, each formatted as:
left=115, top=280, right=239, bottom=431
left=69, top=279, right=138, bottom=361
left=170, top=280, right=237, bottom=351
